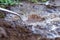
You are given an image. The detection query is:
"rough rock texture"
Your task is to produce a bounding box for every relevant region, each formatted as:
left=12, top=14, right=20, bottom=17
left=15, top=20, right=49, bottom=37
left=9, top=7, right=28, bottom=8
left=1, top=1, right=60, bottom=40
left=0, top=19, right=60, bottom=40
left=0, top=19, right=41, bottom=40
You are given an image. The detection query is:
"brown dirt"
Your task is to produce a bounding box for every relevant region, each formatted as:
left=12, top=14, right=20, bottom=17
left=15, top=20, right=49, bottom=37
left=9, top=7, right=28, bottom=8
left=28, top=14, right=45, bottom=22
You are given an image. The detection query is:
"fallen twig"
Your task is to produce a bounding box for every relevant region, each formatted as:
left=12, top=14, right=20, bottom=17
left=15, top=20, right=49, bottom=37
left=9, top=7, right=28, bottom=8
left=0, top=7, right=21, bottom=17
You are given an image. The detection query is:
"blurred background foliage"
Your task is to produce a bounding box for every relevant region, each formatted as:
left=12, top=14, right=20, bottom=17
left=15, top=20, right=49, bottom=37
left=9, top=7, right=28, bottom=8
left=0, top=0, right=20, bottom=5
left=0, top=0, right=20, bottom=8
left=0, top=0, right=48, bottom=8
left=0, top=0, right=48, bottom=6
left=28, top=0, right=48, bottom=3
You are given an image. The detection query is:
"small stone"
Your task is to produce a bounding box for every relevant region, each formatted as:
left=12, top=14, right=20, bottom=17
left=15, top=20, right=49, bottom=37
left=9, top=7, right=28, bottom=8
left=12, top=15, right=20, bottom=21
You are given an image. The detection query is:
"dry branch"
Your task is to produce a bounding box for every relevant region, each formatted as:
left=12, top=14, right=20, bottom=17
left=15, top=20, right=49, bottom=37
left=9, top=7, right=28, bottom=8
left=0, top=7, right=21, bottom=18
